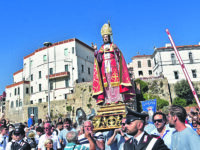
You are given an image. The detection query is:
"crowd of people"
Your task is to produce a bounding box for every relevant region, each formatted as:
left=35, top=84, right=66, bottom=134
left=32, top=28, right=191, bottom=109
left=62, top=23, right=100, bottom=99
left=0, top=105, right=200, bottom=150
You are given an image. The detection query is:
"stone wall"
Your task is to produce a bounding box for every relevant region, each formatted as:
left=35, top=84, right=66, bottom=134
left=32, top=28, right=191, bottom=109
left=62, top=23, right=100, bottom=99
left=5, top=82, right=99, bottom=123
left=143, top=78, right=200, bottom=103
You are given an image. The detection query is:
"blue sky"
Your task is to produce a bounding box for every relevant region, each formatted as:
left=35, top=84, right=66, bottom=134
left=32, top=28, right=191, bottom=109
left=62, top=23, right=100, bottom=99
left=0, top=0, right=200, bottom=93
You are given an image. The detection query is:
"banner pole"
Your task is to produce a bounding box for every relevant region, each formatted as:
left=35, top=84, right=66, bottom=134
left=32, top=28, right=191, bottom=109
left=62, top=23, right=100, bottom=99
left=166, top=29, right=200, bottom=109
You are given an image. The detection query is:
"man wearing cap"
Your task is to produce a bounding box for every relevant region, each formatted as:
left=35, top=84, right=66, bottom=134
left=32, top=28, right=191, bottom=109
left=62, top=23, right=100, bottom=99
left=28, top=114, right=35, bottom=128
left=8, top=127, right=31, bottom=150
left=124, top=107, right=169, bottom=150
left=0, top=125, right=8, bottom=150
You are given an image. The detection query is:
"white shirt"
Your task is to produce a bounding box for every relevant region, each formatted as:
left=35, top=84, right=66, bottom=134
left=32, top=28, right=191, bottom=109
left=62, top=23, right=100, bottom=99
left=135, top=131, right=145, bottom=145
left=38, top=134, right=61, bottom=150
left=0, top=134, right=8, bottom=150
left=6, top=140, right=15, bottom=150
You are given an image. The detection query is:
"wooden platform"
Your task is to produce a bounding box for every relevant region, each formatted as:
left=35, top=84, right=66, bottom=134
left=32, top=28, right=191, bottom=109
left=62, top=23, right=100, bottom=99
left=92, top=103, right=127, bottom=131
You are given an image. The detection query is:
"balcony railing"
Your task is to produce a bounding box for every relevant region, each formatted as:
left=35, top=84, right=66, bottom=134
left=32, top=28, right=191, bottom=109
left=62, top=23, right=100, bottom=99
left=46, top=71, right=69, bottom=79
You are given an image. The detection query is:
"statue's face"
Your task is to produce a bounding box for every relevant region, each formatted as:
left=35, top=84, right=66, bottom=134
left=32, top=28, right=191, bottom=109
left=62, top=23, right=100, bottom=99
left=103, top=34, right=111, bottom=44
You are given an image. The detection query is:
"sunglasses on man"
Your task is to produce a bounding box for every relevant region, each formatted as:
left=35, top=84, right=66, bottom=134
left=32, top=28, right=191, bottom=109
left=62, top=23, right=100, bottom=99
left=120, top=122, right=126, bottom=126
left=153, top=119, right=163, bottom=123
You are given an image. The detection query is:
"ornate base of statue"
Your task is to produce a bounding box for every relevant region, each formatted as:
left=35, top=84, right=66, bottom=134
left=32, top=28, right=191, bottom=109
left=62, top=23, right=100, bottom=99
left=92, top=103, right=127, bottom=131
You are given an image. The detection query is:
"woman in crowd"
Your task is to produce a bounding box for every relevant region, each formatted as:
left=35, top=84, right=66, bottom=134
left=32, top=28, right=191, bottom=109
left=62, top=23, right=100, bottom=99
left=44, top=139, right=54, bottom=150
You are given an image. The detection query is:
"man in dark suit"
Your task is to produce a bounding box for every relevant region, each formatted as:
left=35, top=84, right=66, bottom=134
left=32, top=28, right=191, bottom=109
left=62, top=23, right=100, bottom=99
left=124, top=107, right=169, bottom=150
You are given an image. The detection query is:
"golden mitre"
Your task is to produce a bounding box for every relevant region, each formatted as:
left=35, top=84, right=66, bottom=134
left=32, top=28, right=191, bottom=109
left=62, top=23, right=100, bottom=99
left=101, top=21, right=112, bottom=37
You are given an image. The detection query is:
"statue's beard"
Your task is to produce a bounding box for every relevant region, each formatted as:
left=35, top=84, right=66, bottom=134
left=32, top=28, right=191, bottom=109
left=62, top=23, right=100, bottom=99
left=103, top=38, right=111, bottom=44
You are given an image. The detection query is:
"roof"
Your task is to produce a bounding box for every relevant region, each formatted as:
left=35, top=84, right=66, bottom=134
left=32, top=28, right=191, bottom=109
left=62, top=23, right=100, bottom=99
left=13, top=69, right=23, bottom=76
left=6, top=81, right=30, bottom=89
left=156, top=44, right=200, bottom=50
left=24, top=38, right=95, bottom=60
left=132, top=55, right=152, bottom=60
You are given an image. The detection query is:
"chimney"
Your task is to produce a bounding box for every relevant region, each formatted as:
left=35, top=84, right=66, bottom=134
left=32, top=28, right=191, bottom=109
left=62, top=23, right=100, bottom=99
left=165, top=43, right=172, bottom=47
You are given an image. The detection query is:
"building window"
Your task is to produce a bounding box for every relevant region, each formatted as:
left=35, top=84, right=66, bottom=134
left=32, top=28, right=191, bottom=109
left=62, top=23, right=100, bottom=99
left=72, top=47, right=74, bottom=54
left=43, top=55, right=47, bottom=61
left=18, top=87, right=20, bottom=95
left=149, top=70, right=152, bottom=75
left=82, top=78, right=85, bottom=82
left=39, top=84, right=42, bottom=92
left=11, top=101, right=14, bottom=108
left=189, top=52, right=193, bottom=63
left=50, top=82, right=53, bottom=90
left=38, top=99, right=42, bottom=103
left=31, top=86, right=33, bottom=94
left=88, top=68, right=90, bottom=75
left=148, top=60, right=151, bottom=67
left=64, top=94, right=67, bottom=99
left=81, top=65, right=84, bottom=73
left=31, top=74, right=33, bottom=81
left=65, top=65, right=69, bottom=72
left=14, top=88, right=17, bottom=95
left=30, top=100, right=33, bottom=104
left=30, top=60, right=33, bottom=67
left=138, top=61, right=141, bottom=68
left=65, top=78, right=69, bottom=87
left=174, top=71, right=179, bottom=79
left=64, top=48, right=68, bottom=56
left=138, top=71, right=143, bottom=76
left=192, top=70, right=197, bottom=78
left=19, top=100, right=22, bottom=107
left=26, top=88, right=29, bottom=94
left=49, top=68, right=53, bottom=75
left=16, top=100, right=18, bottom=107
left=39, top=71, right=42, bottom=79
left=154, top=58, right=157, bottom=65
left=171, top=53, right=176, bottom=64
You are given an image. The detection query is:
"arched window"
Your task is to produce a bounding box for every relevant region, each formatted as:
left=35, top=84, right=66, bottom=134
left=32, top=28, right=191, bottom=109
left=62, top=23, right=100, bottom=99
left=189, top=52, right=193, bottom=63
left=171, top=53, right=176, bottom=64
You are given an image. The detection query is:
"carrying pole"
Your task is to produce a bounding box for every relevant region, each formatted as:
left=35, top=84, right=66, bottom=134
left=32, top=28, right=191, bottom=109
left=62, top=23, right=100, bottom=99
left=166, top=29, right=200, bottom=109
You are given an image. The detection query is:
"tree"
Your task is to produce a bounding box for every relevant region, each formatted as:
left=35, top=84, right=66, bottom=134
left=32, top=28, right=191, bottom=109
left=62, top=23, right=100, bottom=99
left=174, top=80, right=193, bottom=103
left=172, top=97, right=187, bottom=107
left=134, top=79, right=148, bottom=94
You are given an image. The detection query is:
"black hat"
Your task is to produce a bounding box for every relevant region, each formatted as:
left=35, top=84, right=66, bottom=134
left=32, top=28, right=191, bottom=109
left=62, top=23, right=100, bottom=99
left=14, top=127, right=24, bottom=135
left=126, top=107, right=148, bottom=123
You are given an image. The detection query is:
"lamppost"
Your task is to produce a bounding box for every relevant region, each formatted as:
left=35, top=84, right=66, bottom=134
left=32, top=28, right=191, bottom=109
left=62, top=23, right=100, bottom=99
left=43, top=42, right=52, bottom=120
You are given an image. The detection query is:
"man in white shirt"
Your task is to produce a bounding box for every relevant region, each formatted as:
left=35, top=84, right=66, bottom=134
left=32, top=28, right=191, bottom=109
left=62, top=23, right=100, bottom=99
left=0, top=125, right=8, bottom=150
left=38, top=122, right=61, bottom=150
left=151, top=112, right=175, bottom=149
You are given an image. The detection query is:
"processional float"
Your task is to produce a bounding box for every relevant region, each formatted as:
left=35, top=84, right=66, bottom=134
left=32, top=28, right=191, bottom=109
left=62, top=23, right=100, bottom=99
left=92, top=21, right=136, bottom=131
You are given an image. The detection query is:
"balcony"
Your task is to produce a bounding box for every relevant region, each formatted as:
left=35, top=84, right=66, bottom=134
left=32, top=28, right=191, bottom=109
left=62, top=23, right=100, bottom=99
left=46, top=71, right=70, bottom=80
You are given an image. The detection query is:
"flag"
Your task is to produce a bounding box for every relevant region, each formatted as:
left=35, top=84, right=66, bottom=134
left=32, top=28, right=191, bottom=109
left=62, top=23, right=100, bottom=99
left=141, top=99, right=157, bottom=123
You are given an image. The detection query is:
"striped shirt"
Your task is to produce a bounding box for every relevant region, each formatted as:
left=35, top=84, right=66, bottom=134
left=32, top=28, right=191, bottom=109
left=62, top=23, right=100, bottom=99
left=64, top=142, right=89, bottom=150
left=78, top=132, right=104, bottom=149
